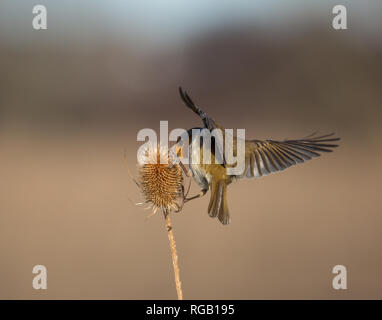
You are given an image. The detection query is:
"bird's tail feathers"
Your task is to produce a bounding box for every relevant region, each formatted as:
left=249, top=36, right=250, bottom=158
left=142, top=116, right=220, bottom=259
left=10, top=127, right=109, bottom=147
left=208, top=181, right=230, bottom=225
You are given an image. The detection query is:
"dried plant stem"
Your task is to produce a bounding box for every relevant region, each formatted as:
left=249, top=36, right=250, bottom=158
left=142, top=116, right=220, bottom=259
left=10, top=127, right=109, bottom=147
left=164, top=210, right=183, bottom=300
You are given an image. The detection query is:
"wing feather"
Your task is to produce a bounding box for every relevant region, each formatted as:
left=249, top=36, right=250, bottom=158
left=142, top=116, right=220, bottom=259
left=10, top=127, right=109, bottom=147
left=243, top=133, right=340, bottom=180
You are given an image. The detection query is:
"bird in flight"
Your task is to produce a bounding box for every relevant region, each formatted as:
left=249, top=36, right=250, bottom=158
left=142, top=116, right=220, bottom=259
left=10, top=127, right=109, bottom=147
left=178, top=87, right=340, bottom=225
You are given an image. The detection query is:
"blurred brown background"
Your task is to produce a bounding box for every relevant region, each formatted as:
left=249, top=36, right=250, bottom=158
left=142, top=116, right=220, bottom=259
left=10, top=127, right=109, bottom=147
left=1, top=0, right=382, bottom=299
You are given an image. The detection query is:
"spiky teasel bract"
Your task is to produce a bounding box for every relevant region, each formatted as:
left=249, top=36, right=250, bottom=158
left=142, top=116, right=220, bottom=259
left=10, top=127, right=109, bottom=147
left=137, top=143, right=184, bottom=214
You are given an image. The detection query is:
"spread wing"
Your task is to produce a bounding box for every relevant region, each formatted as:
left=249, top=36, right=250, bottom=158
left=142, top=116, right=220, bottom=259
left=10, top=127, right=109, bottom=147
left=179, top=86, right=219, bottom=131
left=243, top=132, right=340, bottom=178
left=179, top=86, right=226, bottom=165
left=178, top=87, right=340, bottom=176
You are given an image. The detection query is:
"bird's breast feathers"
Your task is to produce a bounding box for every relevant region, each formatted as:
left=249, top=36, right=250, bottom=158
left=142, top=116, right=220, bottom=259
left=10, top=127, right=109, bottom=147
left=188, top=140, right=211, bottom=189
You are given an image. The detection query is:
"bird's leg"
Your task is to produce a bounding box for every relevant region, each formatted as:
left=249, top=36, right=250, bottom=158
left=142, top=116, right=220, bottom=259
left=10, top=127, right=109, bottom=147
left=175, top=158, right=207, bottom=210
left=174, top=184, right=186, bottom=213
left=174, top=178, right=207, bottom=212
left=173, top=159, right=194, bottom=213
left=175, top=187, right=207, bottom=212
left=184, top=188, right=208, bottom=203
left=179, top=161, right=192, bottom=177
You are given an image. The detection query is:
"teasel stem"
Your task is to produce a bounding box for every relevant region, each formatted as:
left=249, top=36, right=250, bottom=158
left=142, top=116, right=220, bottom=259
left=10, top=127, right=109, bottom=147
left=164, top=209, right=183, bottom=300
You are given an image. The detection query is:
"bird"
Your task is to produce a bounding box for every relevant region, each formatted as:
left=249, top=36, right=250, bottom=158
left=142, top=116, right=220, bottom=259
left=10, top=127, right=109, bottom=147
left=177, top=87, right=340, bottom=225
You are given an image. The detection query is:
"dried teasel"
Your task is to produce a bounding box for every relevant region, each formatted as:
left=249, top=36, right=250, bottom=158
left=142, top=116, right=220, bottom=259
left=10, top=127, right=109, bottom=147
left=137, top=143, right=185, bottom=215
left=133, top=143, right=186, bottom=299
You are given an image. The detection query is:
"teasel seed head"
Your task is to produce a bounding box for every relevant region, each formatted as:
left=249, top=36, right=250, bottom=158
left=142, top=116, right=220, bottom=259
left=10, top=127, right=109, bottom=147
left=137, top=143, right=183, bottom=214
